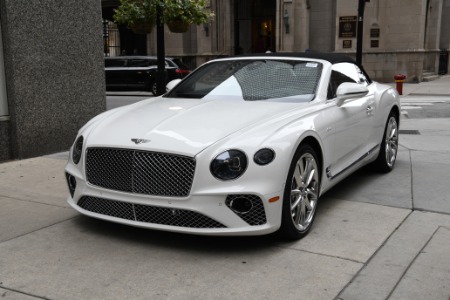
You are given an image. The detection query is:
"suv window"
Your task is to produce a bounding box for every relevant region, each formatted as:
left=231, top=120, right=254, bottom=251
left=105, top=59, right=127, bottom=68
left=172, top=58, right=189, bottom=69
left=128, top=59, right=157, bottom=67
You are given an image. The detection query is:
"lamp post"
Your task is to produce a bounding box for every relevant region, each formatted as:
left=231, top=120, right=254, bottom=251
left=156, top=1, right=166, bottom=96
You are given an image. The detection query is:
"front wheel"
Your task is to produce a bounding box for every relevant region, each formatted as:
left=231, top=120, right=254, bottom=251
left=279, top=144, right=320, bottom=240
left=373, top=112, right=399, bottom=173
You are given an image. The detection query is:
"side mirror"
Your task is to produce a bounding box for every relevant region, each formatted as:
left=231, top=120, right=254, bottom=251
left=166, top=79, right=182, bottom=92
left=336, top=82, right=369, bottom=106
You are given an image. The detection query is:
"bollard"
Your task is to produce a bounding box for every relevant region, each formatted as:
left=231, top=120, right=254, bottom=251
left=394, top=74, right=406, bottom=95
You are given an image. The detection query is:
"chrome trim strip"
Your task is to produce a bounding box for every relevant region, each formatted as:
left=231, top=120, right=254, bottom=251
left=327, top=144, right=379, bottom=180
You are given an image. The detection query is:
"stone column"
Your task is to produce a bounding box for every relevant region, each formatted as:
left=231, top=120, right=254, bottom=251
left=0, top=0, right=106, bottom=160
left=293, top=0, right=310, bottom=52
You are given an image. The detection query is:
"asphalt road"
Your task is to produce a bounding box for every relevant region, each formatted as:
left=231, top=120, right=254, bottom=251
left=401, top=99, right=450, bottom=118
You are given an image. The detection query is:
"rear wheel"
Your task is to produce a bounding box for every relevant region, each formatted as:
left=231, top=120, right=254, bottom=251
left=374, top=112, right=399, bottom=173
left=279, top=144, right=320, bottom=240
left=150, top=80, right=157, bottom=96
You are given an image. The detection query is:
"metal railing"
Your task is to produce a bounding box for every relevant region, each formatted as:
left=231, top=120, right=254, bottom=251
left=439, top=49, right=449, bottom=75
left=103, top=20, right=121, bottom=57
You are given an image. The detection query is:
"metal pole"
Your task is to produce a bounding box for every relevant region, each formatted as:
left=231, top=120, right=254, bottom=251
left=356, top=0, right=365, bottom=65
left=156, top=2, right=166, bottom=96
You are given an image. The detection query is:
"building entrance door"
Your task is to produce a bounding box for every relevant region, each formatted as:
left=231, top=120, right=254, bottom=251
left=252, top=0, right=276, bottom=53
left=235, top=0, right=276, bottom=54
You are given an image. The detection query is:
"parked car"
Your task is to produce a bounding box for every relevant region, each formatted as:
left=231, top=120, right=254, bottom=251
left=104, top=56, right=191, bottom=95
left=66, top=53, right=400, bottom=240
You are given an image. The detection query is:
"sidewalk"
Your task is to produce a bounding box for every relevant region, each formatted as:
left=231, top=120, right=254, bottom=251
left=0, top=77, right=449, bottom=299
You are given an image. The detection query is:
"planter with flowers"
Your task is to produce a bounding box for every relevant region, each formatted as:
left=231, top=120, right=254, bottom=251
left=113, top=0, right=157, bottom=34
left=162, top=0, right=214, bottom=33
left=113, top=0, right=214, bottom=34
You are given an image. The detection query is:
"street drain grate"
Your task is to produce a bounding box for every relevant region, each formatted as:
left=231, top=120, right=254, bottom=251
left=399, top=130, right=420, bottom=135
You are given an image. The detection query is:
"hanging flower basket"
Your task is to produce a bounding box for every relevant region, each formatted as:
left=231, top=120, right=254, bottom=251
left=130, top=23, right=154, bottom=34
left=167, top=20, right=191, bottom=33
left=114, top=0, right=214, bottom=34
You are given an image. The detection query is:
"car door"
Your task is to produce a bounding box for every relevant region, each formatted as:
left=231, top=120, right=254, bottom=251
left=104, top=58, right=128, bottom=88
left=128, top=58, right=155, bottom=89
left=325, top=62, right=375, bottom=179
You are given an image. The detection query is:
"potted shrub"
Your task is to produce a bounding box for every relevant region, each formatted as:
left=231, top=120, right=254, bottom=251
left=162, top=0, right=214, bottom=33
left=113, top=0, right=214, bottom=34
left=113, top=0, right=157, bottom=34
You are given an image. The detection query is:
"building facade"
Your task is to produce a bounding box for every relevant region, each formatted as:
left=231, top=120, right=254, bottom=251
left=103, top=0, right=450, bottom=82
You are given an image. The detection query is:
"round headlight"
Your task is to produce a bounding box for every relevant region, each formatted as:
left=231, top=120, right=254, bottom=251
left=210, top=150, right=248, bottom=180
left=72, top=136, right=84, bottom=164
left=254, top=148, right=275, bottom=165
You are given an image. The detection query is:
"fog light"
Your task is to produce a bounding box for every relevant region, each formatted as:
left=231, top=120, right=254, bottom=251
left=228, top=197, right=253, bottom=214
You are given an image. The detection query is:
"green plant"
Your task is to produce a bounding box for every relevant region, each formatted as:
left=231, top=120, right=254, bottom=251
left=113, top=0, right=157, bottom=26
left=113, top=0, right=214, bottom=28
left=162, top=0, right=214, bottom=25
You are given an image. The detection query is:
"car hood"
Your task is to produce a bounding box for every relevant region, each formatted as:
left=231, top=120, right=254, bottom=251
left=86, top=97, right=305, bottom=157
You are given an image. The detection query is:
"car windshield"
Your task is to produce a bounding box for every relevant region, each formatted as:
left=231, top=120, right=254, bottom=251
left=166, top=59, right=323, bottom=102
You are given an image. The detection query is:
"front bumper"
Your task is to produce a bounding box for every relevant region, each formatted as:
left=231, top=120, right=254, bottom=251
left=65, top=170, right=284, bottom=236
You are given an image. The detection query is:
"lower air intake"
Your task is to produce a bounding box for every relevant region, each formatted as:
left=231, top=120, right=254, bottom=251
left=78, top=196, right=226, bottom=229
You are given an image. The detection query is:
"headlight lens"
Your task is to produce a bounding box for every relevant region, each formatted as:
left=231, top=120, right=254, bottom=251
left=254, top=148, right=275, bottom=165
left=72, top=136, right=84, bottom=164
left=210, top=150, right=248, bottom=180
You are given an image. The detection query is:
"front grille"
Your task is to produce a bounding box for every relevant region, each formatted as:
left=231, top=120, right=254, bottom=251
left=78, top=196, right=226, bottom=228
left=225, top=195, right=267, bottom=226
left=86, top=148, right=195, bottom=197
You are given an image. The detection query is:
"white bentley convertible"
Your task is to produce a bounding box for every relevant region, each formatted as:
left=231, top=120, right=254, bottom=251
left=65, top=53, right=400, bottom=240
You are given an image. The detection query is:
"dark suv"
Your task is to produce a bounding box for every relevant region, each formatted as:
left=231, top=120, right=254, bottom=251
left=104, top=56, right=191, bottom=95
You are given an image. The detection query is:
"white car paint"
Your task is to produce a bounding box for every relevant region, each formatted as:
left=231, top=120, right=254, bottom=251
left=65, top=55, right=401, bottom=237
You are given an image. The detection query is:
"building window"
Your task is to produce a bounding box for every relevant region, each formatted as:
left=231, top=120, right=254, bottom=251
left=103, top=19, right=121, bottom=57
left=0, top=22, right=9, bottom=118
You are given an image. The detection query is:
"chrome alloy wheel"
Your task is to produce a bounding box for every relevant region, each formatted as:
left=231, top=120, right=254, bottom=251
left=289, top=153, right=319, bottom=231
left=385, top=116, right=398, bottom=168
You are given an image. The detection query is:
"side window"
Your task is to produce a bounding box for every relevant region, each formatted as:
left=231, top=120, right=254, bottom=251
left=105, top=59, right=127, bottom=68
left=355, top=65, right=370, bottom=85
left=129, top=59, right=151, bottom=67
left=328, top=62, right=367, bottom=99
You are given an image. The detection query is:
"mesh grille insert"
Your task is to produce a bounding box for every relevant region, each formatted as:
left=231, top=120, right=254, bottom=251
left=86, top=148, right=195, bottom=197
left=78, top=196, right=226, bottom=228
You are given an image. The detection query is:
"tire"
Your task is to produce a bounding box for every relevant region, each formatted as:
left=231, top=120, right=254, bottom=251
left=150, top=80, right=157, bottom=96
left=279, top=144, right=321, bottom=240
left=373, top=112, right=399, bottom=173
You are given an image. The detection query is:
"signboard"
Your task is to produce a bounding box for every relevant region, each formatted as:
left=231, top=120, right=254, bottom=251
left=370, top=28, right=380, bottom=38
left=339, top=16, right=357, bottom=38
left=343, top=40, right=352, bottom=48
left=371, top=40, right=379, bottom=48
